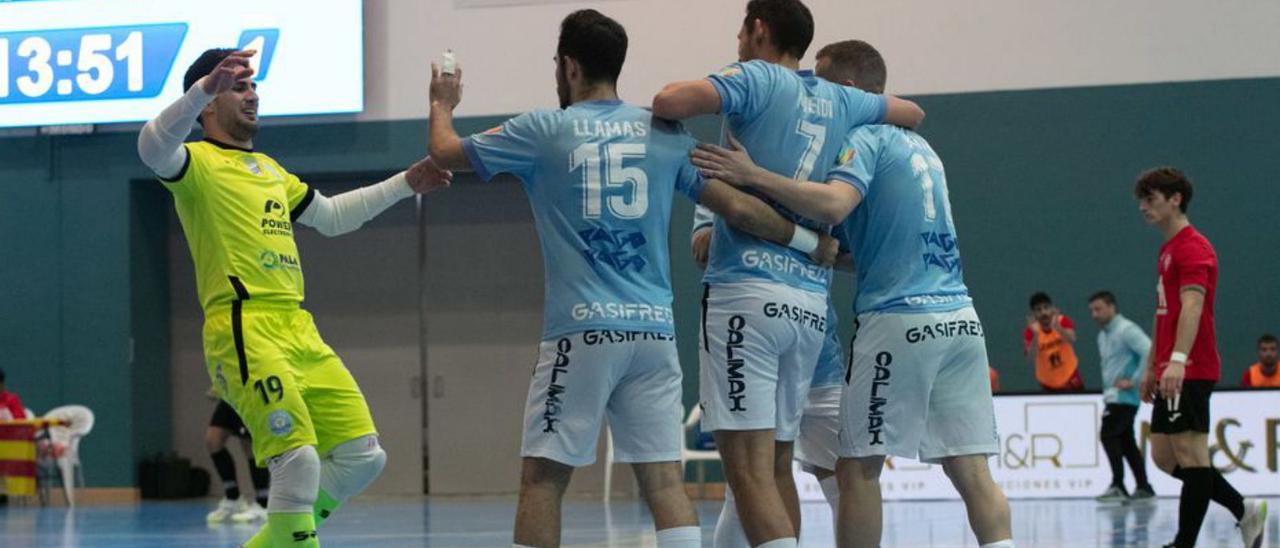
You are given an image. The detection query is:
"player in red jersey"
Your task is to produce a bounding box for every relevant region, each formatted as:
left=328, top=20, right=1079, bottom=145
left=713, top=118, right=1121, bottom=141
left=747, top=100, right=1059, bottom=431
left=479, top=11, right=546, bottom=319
left=1134, top=167, right=1267, bottom=548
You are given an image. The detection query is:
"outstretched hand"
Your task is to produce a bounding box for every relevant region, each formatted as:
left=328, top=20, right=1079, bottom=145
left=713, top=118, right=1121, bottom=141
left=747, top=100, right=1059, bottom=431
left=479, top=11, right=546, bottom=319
left=690, top=133, right=758, bottom=187
left=199, top=50, right=256, bottom=95
left=405, top=156, right=453, bottom=194
left=430, top=62, right=464, bottom=111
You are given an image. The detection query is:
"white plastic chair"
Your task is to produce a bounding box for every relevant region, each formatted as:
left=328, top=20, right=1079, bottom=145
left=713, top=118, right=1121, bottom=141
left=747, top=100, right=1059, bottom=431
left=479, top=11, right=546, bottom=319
left=602, top=406, right=722, bottom=501
left=42, top=405, right=95, bottom=506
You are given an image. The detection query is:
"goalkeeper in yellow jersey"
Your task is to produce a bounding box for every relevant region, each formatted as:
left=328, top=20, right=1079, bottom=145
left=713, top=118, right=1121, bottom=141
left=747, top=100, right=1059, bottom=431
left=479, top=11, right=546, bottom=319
left=137, top=49, right=451, bottom=547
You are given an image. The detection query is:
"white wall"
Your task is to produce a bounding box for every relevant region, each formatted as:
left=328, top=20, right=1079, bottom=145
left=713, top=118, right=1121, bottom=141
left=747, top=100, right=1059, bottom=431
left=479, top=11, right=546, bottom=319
left=360, top=0, right=1280, bottom=120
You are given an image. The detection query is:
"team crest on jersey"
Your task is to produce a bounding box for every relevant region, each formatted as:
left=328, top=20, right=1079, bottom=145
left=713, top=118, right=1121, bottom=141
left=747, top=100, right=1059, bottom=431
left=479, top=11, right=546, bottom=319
left=718, top=66, right=742, bottom=78
left=214, top=362, right=228, bottom=395
left=838, top=147, right=856, bottom=165
left=579, top=228, right=648, bottom=272
left=267, top=410, right=294, bottom=436
left=242, top=155, right=262, bottom=175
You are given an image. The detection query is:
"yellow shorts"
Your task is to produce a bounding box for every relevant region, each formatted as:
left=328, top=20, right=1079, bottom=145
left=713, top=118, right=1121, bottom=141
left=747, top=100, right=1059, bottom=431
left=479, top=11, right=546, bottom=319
left=204, top=302, right=376, bottom=466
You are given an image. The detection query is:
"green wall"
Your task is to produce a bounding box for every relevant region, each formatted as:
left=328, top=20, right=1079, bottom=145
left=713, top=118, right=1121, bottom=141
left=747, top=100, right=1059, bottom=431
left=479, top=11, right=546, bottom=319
left=1, top=77, right=1276, bottom=487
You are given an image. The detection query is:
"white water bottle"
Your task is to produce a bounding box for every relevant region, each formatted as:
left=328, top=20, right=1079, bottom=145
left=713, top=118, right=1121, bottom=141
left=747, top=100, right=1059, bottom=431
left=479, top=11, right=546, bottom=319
left=441, top=49, right=456, bottom=75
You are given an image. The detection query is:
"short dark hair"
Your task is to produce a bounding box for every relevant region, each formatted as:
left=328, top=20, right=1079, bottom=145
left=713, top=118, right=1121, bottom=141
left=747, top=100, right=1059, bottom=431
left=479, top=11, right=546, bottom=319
left=184, top=48, right=236, bottom=92
left=744, top=0, right=814, bottom=60
left=1029, top=292, right=1052, bottom=309
left=1134, top=167, right=1194, bottom=213
left=1260, top=334, right=1279, bottom=347
left=557, top=10, right=628, bottom=85
left=1088, top=291, right=1117, bottom=306
left=815, top=40, right=886, bottom=93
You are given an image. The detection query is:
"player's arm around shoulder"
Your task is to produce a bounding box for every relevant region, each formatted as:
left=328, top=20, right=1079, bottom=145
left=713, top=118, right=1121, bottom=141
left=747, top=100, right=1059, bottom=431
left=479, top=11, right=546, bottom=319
left=654, top=60, right=770, bottom=120
left=883, top=95, right=925, bottom=129
left=652, top=79, right=721, bottom=120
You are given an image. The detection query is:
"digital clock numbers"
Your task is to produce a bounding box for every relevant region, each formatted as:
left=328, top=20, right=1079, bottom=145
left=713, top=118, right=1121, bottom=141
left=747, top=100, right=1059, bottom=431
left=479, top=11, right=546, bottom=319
left=0, top=24, right=186, bottom=104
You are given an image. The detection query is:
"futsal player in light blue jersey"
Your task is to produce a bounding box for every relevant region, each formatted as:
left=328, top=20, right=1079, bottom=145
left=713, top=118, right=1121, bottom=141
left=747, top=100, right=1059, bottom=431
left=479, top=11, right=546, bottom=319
left=425, top=10, right=836, bottom=548
left=652, top=1, right=924, bottom=546
left=692, top=40, right=1015, bottom=548
left=692, top=212, right=848, bottom=548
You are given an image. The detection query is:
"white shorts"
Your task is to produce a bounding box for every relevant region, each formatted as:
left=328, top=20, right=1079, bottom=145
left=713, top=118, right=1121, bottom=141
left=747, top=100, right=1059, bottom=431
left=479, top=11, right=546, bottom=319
left=521, top=331, right=683, bottom=467
left=795, top=384, right=841, bottom=473
left=838, top=307, right=999, bottom=463
left=698, top=281, right=828, bottom=441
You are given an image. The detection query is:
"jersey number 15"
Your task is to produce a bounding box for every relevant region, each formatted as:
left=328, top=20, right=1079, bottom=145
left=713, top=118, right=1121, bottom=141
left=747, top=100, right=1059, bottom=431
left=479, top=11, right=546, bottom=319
left=572, top=143, right=649, bottom=219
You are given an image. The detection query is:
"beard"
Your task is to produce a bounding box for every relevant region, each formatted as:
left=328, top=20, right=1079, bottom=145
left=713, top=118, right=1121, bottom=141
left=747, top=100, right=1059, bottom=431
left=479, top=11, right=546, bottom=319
left=555, top=66, right=571, bottom=109
left=230, top=119, right=259, bottom=142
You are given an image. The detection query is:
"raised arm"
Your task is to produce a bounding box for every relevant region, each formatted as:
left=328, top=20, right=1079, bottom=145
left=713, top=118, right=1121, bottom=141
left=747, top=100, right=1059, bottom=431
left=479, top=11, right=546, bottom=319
left=428, top=63, right=471, bottom=171
left=1051, top=311, right=1077, bottom=344
left=690, top=135, right=861, bottom=225
left=137, top=50, right=254, bottom=178
left=652, top=79, right=721, bottom=121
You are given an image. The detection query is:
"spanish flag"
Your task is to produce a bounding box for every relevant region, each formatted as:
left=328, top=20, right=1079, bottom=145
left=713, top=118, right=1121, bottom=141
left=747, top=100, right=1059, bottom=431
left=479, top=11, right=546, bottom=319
left=0, top=423, right=37, bottom=496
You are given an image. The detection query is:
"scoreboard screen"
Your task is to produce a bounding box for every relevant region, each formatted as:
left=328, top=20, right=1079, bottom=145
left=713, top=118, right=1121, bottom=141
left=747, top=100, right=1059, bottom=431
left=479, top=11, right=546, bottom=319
left=0, top=0, right=363, bottom=128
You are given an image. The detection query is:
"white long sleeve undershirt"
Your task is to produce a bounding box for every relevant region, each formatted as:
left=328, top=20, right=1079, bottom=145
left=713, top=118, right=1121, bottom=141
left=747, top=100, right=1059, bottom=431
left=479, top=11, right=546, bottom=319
left=136, top=77, right=418, bottom=237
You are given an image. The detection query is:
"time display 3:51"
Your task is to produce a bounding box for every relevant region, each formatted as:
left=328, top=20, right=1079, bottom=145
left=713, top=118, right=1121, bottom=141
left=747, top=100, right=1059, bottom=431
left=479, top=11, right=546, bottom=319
left=0, top=24, right=186, bottom=105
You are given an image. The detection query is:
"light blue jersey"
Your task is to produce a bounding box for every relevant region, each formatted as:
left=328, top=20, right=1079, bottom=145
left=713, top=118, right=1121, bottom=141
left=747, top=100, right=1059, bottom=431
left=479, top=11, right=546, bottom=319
left=830, top=125, right=972, bottom=315
left=704, top=60, right=887, bottom=293
left=462, top=100, right=705, bottom=339
left=1097, top=314, right=1150, bottom=406
left=694, top=206, right=845, bottom=388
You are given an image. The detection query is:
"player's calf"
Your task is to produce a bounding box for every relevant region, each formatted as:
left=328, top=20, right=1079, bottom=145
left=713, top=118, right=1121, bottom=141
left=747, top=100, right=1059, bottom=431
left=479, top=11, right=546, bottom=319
left=513, top=457, right=574, bottom=548
left=244, top=445, right=322, bottom=548
left=715, top=429, right=797, bottom=546
left=835, top=456, right=885, bottom=548
left=940, top=454, right=1012, bottom=547
left=632, top=461, right=700, bottom=548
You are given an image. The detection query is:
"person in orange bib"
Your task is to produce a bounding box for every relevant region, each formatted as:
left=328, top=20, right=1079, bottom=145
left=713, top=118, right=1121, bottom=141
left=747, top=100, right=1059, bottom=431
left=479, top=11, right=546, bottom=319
left=1241, top=334, right=1279, bottom=388
left=1023, top=292, right=1084, bottom=392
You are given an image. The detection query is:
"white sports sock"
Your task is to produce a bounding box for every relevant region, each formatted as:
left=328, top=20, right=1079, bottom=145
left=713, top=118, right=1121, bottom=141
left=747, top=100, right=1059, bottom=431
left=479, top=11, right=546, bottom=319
left=980, top=540, right=1015, bottom=548
left=512, top=544, right=537, bottom=548
left=755, top=538, right=798, bottom=548
left=714, top=487, right=750, bottom=548
left=656, top=525, right=701, bottom=548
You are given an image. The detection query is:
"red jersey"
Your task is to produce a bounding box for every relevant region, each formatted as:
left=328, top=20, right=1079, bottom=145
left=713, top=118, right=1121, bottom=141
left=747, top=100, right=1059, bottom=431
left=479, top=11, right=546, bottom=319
left=0, top=390, right=26, bottom=420
left=1154, top=226, right=1220, bottom=381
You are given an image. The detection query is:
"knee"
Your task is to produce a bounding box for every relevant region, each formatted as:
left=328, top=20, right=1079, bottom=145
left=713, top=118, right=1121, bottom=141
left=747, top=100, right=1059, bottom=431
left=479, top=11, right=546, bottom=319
left=941, top=457, right=994, bottom=493
left=634, top=463, right=684, bottom=494
left=322, top=435, right=387, bottom=500
left=205, top=428, right=227, bottom=453
left=836, top=457, right=884, bottom=490
left=269, top=445, right=322, bottom=512
left=520, top=457, right=573, bottom=493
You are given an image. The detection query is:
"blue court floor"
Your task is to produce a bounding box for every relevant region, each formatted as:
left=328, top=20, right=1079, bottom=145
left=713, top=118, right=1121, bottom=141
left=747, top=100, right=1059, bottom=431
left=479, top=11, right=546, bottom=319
left=1, top=496, right=1276, bottom=547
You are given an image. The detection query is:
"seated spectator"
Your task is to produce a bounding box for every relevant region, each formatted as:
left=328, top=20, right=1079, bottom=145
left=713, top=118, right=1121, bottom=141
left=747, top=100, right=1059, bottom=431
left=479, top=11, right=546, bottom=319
left=1241, top=334, right=1280, bottom=388
left=0, top=367, right=27, bottom=421
left=989, top=366, right=1001, bottom=393
left=1024, top=292, right=1084, bottom=392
